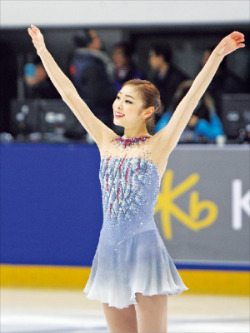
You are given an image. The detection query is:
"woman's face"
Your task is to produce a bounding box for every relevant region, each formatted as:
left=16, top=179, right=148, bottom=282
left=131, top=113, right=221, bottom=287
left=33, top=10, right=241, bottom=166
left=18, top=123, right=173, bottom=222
left=112, top=85, right=145, bottom=127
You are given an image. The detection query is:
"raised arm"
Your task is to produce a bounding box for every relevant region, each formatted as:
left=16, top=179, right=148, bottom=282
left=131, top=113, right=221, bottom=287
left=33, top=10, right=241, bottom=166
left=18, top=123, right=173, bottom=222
left=155, top=31, right=245, bottom=154
left=27, top=25, right=117, bottom=149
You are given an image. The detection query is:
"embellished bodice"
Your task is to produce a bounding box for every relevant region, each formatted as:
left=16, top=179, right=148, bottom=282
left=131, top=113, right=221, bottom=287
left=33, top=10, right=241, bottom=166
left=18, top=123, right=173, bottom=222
left=99, top=136, right=161, bottom=241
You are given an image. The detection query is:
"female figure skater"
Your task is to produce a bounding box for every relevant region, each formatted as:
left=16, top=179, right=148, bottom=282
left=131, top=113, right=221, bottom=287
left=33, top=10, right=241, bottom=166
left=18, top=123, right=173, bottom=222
left=28, top=25, right=244, bottom=333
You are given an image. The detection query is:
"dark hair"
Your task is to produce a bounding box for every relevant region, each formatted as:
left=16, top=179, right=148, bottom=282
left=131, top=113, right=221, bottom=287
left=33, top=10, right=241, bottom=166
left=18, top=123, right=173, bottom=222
left=172, top=80, right=210, bottom=122
left=150, top=43, right=172, bottom=63
left=73, top=30, right=92, bottom=48
left=122, top=79, right=162, bottom=134
left=113, top=42, right=134, bottom=60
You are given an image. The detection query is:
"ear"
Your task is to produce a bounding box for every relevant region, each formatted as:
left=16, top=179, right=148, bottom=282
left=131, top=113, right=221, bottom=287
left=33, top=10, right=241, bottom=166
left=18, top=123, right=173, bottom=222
left=143, top=106, right=154, bottom=120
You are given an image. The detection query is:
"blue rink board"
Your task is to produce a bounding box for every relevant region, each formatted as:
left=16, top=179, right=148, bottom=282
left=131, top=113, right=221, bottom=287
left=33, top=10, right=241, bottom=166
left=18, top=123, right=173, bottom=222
left=1, top=143, right=249, bottom=272
left=0, top=143, right=103, bottom=266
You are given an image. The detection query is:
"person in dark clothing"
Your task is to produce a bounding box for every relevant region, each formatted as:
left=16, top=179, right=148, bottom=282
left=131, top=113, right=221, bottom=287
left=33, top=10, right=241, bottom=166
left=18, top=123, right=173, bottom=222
left=24, top=56, right=60, bottom=99
left=112, top=42, right=144, bottom=93
left=69, top=29, right=115, bottom=129
left=201, top=49, right=247, bottom=119
left=0, top=41, right=17, bottom=132
left=148, top=43, right=189, bottom=113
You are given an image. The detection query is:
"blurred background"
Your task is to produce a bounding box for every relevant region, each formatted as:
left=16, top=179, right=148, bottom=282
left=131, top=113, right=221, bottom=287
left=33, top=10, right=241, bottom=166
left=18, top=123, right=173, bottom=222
left=0, top=1, right=249, bottom=332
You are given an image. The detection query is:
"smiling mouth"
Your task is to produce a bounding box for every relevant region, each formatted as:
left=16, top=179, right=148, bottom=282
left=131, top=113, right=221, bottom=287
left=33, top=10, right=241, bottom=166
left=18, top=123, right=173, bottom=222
left=115, top=112, right=125, bottom=118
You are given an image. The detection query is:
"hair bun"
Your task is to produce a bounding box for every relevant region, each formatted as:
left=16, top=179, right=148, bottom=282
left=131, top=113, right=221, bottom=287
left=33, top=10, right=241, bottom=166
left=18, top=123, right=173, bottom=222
left=154, top=102, right=162, bottom=114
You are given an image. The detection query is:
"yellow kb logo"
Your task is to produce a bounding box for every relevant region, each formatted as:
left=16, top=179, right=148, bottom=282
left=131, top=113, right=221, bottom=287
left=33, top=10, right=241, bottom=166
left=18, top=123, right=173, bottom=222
left=155, top=170, right=218, bottom=239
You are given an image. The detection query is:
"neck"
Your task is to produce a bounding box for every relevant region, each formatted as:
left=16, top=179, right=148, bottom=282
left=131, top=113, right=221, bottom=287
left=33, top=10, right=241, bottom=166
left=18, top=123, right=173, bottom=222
left=123, top=126, right=150, bottom=139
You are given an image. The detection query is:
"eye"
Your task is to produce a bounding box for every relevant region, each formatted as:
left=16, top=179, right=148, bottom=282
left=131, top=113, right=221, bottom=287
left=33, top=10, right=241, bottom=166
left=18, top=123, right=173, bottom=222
left=125, top=100, right=133, bottom=104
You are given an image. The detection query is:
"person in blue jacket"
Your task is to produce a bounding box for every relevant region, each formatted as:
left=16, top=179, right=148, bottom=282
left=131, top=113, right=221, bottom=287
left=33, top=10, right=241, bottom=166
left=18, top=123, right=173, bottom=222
left=155, top=80, right=225, bottom=142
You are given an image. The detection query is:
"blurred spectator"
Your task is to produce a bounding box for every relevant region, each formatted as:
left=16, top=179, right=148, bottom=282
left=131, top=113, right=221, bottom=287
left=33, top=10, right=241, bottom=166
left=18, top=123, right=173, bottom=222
left=112, top=42, right=145, bottom=93
left=24, top=56, right=60, bottom=99
left=201, top=48, right=246, bottom=119
left=79, top=29, right=114, bottom=81
left=69, top=29, right=115, bottom=129
left=148, top=43, right=189, bottom=112
left=155, top=80, right=225, bottom=143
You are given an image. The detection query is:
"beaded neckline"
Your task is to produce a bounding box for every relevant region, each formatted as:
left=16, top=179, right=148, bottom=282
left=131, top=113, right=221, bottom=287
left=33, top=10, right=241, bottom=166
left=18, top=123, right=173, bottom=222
left=112, top=135, right=151, bottom=148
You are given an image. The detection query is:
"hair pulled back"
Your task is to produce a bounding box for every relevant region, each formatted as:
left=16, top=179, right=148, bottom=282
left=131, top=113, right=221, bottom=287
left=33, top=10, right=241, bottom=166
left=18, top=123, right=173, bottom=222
left=122, top=79, right=162, bottom=134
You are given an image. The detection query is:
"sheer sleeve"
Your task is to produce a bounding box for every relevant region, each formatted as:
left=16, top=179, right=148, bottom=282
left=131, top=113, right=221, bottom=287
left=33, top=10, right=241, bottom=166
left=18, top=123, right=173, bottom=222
left=154, top=50, right=224, bottom=155
left=37, top=48, right=117, bottom=149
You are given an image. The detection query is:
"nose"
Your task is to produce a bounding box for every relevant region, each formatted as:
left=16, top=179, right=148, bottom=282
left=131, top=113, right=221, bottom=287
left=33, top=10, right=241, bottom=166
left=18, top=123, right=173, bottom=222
left=116, top=99, right=122, bottom=109
left=113, top=98, right=122, bottom=112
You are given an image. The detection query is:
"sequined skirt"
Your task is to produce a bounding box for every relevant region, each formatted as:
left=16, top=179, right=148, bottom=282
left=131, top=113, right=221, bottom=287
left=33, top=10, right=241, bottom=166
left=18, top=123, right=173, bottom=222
left=83, top=228, right=188, bottom=309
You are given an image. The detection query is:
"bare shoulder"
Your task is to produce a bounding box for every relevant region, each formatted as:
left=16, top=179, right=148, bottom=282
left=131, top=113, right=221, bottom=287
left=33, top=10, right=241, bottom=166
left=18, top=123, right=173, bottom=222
left=98, top=130, right=119, bottom=155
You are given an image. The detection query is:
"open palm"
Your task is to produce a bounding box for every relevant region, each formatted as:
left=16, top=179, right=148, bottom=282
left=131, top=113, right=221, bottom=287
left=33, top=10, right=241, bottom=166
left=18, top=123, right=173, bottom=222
left=27, top=24, right=45, bottom=52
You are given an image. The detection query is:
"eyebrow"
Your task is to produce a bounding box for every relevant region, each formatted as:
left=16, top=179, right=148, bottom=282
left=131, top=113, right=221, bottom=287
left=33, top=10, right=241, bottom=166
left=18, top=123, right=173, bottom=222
left=118, top=92, right=135, bottom=99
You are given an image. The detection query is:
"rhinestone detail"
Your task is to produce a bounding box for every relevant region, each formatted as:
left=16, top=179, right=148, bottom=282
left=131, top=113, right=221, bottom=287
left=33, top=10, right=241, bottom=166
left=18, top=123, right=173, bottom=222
left=99, top=156, right=160, bottom=224
left=112, top=136, right=151, bottom=149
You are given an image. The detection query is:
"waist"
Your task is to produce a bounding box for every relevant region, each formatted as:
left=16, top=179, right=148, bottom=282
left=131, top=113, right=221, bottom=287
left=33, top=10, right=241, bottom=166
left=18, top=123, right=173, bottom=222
left=100, top=216, right=157, bottom=243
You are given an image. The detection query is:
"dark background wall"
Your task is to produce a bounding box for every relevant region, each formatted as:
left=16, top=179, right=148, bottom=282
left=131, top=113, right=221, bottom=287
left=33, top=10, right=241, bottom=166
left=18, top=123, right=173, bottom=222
left=1, top=23, right=250, bottom=132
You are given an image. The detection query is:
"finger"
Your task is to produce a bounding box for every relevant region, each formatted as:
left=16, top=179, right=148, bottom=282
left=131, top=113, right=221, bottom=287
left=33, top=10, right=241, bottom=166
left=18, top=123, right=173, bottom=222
left=231, top=31, right=244, bottom=40
left=27, top=27, right=34, bottom=37
left=237, top=39, right=245, bottom=45
left=232, top=36, right=245, bottom=45
left=30, top=25, right=37, bottom=35
left=235, top=35, right=245, bottom=42
left=231, top=31, right=244, bottom=36
left=236, top=43, right=245, bottom=49
left=31, top=24, right=39, bottom=33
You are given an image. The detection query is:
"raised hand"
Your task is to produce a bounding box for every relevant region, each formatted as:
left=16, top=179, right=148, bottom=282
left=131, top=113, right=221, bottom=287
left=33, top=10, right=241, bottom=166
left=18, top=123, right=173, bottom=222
left=27, top=24, right=46, bottom=53
left=215, top=31, right=245, bottom=57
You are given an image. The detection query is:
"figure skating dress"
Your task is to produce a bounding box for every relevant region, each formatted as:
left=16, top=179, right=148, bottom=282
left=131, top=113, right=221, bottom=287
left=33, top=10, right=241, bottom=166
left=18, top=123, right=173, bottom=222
left=37, top=45, right=223, bottom=309
left=83, top=136, right=188, bottom=308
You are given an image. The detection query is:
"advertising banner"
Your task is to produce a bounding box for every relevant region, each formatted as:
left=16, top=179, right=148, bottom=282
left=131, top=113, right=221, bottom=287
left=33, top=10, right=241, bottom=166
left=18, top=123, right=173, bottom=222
left=155, top=145, right=250, bottom=265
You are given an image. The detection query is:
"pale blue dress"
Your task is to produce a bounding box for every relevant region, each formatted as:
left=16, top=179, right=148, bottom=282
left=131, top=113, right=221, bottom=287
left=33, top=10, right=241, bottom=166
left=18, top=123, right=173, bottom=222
left=84, top=136, right=188, bottom=309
